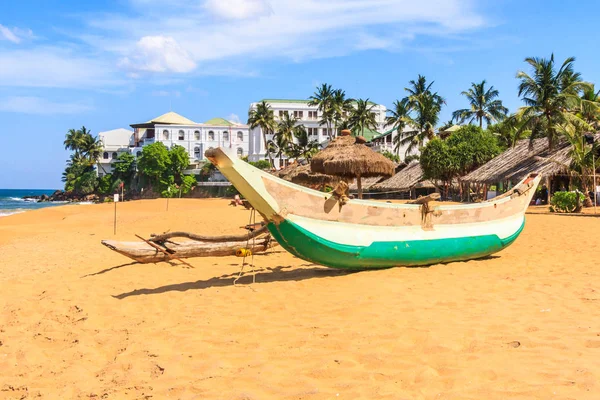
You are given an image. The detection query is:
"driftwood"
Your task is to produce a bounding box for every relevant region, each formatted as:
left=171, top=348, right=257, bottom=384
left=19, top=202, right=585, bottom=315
left=102, top=237, right=277, bottom=264
left=149, top=224, right=269, bottom=243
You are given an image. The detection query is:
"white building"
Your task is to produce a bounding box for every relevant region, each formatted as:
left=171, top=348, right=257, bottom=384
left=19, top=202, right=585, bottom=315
left=247, top=99, right=388, bottom=166
left=369, top=126, right=420, bottom=161
left=98, top=128, right=134, bottom=175
left=97, top=112, right=250, bottom=176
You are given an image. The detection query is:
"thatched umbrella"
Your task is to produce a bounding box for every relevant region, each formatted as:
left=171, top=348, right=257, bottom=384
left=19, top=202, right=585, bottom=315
left=311, top=130, right=395, bottom=198
left=274, top=162, right=340, bottom=190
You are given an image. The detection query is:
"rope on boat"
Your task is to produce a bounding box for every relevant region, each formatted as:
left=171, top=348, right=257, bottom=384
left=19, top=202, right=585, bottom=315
left=234, top=207, right=257, bottom=285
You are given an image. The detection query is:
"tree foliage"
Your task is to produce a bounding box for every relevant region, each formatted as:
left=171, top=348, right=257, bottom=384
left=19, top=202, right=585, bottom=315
left=62, top=126, right=104, bottom=194
left=137, top=142, right=171, bottom=186
left=516, top=54, right=591, bottom=149
left=249, top=159, right=272, bottom=170
left=445, top=125, right=501, bottom=176
left=389, top=75, right=445, bottom=156
left=248, top=100, right=277, bottom=167
left=169, top=144, right=190, bottom=177
left=348, top=98, right=378, bottom=137
left=111, top=153, right=136, bottom=188
left=452, top=80, right=508, bottom=128
left=381, top=150, right=400, bottom=163
left=421, top=126, right=500, bottom=183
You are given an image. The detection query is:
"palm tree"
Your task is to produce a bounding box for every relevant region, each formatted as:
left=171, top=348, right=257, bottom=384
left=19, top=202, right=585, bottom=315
left=579, top=84, right=600, bottom=129
left=397, top=77, right=445, bottom=155
left=516, top=54, right=591, bottom=150
left=276, top=113, right=297, bottom=147
left=64, top=128, right=84, bottom=154
left=551, top=123, right=598, bottom=199
left=487, top=115, right=530, bottom=149
left=290, top=125, right=320, bottom=161
left=79, top=128, right=103, bottom=163
left=266, top=133, right=290, bottom=169
left=308, top=83, right=334, bottom=140
left=348, top=98, right=378, bottom=138
left=452, top=80, right=508, bottom=128
left=385, top=99, right=410, bottom=156
left=248, top=101, right=277, bottom=167
left=332, top=89, right=353, bottom=135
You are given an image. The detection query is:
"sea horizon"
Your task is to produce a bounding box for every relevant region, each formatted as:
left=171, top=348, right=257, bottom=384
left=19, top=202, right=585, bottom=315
left=0, top=188, right=65, bottom=217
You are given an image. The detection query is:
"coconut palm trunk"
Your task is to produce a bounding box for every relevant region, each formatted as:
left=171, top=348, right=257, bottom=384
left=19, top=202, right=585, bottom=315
left=262, top=129, right=274, bottom=167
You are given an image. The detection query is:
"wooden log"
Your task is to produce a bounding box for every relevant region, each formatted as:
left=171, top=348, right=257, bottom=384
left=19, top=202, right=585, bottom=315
left=135, top=234, right=194, bottom=268
left=407, top=193, right=441, bottom=205
left=149, top=224, right=269, bottom=243
left=101, top=237, right=277, bottom=264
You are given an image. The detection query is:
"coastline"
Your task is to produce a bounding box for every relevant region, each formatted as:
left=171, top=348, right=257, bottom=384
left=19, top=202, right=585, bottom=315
left=0, top=198, right=598, bottom=398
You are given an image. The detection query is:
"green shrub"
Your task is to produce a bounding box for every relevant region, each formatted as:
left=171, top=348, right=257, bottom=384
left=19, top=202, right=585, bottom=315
left=249, top=159, right=272, bottom=170
left=550, top=191, right=585, bottom=213
left=97, top=174, right=114, bottom=195
left=381, top=150, right=400, bottom=163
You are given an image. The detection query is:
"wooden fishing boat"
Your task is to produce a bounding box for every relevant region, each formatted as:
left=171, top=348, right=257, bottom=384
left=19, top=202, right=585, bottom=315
left=206, top=148, right=541, bottom=269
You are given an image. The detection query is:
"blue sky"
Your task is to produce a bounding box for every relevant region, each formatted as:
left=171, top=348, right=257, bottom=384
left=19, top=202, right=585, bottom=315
left=1, top=0, right=599, bottom=189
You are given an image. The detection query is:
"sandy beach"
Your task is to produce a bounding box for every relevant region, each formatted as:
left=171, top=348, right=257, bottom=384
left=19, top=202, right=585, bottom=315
left=0, top=199, right=598, bottom=399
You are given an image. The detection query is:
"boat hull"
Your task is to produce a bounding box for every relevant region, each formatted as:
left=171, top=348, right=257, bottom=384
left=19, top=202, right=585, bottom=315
left=268, top=217, right=524, bottom=269
left=205, top=148, right=540, bottom=270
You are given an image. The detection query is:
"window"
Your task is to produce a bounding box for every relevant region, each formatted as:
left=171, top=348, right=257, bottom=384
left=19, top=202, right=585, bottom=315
left=162, top=130, right=169, bottom=140
left=178, top=130, right=185, bottom=140
left=223, top=131, right=229, bottom=141
left=237, top=148, right=243, bottom=157
left=194, top=146, right=201, bottom=159
left=103, top=152, right=109, bottom=159
left=136, top=151, right=142, bottom=157
left=294, top=110, right=303, bottom=119
left=112, top=152, right=118, bottom=159
left=308, top=111, right=318, bottom=120
left=194, top=130, right=200, bottom=140
left=208, top=131, right=215, bottom=141
left=279, top=110, right=288, bottom=118
left=237, top=131, right=243, bottom=141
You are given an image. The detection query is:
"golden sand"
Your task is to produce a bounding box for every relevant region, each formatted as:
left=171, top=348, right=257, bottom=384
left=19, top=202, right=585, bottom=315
left=0, top=199, right=598, bottom=399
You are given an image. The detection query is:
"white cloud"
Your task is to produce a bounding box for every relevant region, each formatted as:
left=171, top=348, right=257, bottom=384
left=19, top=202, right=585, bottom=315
left=128, top=0, right=485, bottom=67
left=0, top=0, right=489, bottom=88
left=0, top=24, right=33, bottom=44
left=0, top=96, right=93, bottom=115
left=227, top=113, right=241, bottom=123
left=119, top=36, right=196, bottom=74
left=0, top=47, right=120, bottom=88
left=204, top=0, right=271, bottom=20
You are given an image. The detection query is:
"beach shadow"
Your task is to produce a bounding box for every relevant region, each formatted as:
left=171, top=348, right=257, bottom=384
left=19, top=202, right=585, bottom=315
left=112, top=265, right=356, bottom=299
left=81, top=261, right=139, bottom=278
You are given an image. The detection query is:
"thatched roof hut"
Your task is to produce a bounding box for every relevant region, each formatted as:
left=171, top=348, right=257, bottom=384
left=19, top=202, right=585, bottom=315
left=311, top=130, right=395, bottom=198
left=274, top=162, right=340, bottom=189
left=462, top=138, right=577, bottom=184
left=371, top=161, right=435, bottom=197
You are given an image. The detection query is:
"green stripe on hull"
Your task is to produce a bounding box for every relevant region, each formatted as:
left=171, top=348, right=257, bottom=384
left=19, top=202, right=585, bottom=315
left=268, top=219, right=525, bottom=270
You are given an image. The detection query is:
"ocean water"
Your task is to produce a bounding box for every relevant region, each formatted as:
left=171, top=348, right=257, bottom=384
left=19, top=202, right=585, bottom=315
left=0, top=189, right=64, bottom=217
